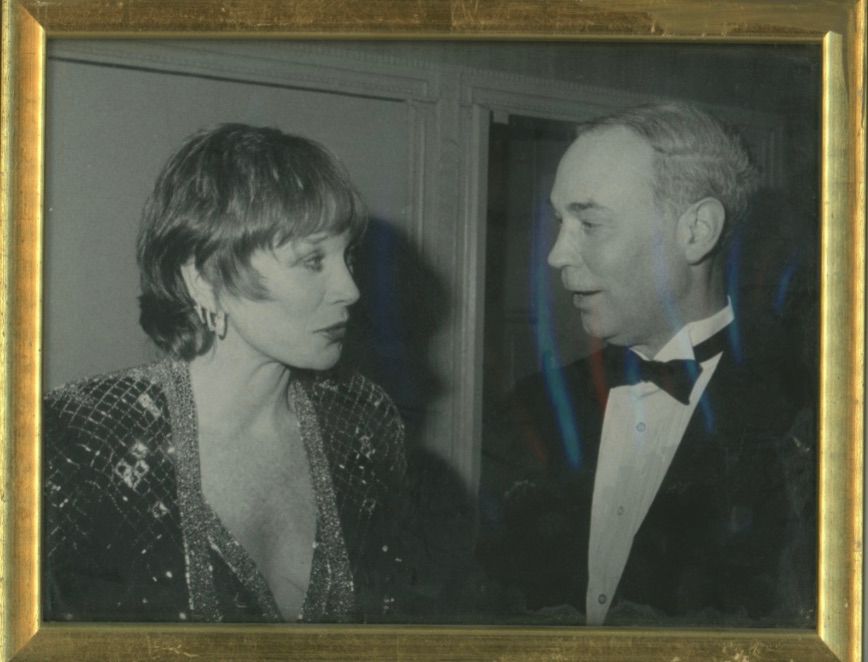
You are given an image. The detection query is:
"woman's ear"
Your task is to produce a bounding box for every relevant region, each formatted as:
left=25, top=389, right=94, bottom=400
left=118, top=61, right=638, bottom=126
left=677, top=197, right=726, bottom=264
left=180, top=260, right=219, bottom=313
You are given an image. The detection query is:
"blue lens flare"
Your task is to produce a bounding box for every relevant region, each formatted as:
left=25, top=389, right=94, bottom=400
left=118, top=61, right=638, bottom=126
left=366, top=225, right=418, bottom=401
left=651, top=239, right=686, bottom=348
left=371, top=227, right=399, bottom=345
left=774, top=256, right=799, bottom=315
left=724, top=232, right=745, bottom=367
left=531, top=206, right=582, bottom=470
left=696, top=383, right=716, bottom=434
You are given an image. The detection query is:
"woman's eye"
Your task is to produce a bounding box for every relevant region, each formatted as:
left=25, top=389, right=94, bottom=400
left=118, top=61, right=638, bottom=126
left=303, top=254, right=324, bottom=271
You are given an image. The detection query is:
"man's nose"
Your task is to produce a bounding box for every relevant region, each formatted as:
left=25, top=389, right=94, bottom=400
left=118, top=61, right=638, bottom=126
left=547, top=224, right=578, bottom=270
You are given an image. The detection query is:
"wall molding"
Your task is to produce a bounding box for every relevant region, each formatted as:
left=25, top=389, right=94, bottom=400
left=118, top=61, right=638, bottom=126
left=46, top=39, right=788, bottom=496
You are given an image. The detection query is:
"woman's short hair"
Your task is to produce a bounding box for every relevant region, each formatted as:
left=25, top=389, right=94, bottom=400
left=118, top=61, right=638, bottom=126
left=577, top=102, right=759, bottom=242
left=137, top=123, right=366, bottom=360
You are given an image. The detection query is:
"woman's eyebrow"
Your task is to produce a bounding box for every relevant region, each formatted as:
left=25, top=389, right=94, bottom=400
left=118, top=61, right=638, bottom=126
left=300, top=232, right=330, bottom=245
left=287, top=233, right=330, bottom=254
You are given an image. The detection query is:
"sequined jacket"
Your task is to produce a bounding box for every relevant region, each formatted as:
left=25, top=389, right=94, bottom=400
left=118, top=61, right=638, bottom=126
left=43, top=360, right=407, bottom=623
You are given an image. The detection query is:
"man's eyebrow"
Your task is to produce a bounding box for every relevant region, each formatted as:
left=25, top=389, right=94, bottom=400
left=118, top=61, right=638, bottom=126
left=566, top=201, right=608, bottom=214
left=547, top=199, right=610, bottom=217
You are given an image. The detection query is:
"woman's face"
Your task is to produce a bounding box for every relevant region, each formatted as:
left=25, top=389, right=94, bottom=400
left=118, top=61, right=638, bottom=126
left=219, top=231, right=360, bottom=371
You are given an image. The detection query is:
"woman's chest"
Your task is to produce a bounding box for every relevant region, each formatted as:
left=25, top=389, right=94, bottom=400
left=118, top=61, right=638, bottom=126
left=199, top=427, right=318, bottom=618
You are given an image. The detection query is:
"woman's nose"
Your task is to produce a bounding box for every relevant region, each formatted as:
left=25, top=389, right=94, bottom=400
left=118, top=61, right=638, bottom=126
left=332, top=261, right=360, bottom=305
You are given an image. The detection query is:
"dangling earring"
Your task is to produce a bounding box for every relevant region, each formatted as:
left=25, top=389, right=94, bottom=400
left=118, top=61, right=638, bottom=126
left=214, top=311, right=228, bottom=340
left=205, top=309, right=228, bottom=339
left=195, top=303, right=227, bottom=339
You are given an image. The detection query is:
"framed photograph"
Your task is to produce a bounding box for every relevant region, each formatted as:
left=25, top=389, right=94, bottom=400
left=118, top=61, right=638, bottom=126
left=1, top=1, right=863, bottom=660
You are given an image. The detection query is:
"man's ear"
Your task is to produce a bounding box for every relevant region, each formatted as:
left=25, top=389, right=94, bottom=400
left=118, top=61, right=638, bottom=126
left=180, top=260, right=219, bottom=312
left=677, top=197, right=726, bottom=264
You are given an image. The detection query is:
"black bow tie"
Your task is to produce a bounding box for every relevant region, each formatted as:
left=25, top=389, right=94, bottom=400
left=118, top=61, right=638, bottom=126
left=603, top=326, right=730, bottom=404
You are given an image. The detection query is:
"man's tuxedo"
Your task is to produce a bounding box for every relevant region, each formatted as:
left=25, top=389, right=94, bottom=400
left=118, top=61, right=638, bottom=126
left=478, top=326, right=815, bottom=626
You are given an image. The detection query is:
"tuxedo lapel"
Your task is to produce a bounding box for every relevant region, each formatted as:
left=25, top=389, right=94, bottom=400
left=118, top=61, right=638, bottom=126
left=480, top=317, right=814, bottom=624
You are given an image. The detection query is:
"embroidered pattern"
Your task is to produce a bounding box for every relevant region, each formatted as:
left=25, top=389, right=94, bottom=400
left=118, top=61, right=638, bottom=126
left=43, top=359, right=406, bottom=622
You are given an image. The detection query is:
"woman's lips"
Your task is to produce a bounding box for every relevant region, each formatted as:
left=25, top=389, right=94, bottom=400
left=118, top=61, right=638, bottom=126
left=317, top=322, right=347, bottom=341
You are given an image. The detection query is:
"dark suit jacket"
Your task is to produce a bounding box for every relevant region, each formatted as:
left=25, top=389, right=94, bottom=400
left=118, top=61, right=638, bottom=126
left=478, top=331, right=816, bottom=626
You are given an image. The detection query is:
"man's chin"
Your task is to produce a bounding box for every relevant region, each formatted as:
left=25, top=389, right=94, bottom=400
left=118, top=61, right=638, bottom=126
left=579, top=314, right=607, bottom=341
left=580, top=318, right=627, bottom=349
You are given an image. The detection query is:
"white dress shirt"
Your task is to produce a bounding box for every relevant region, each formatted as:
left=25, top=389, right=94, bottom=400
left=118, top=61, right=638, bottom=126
left=585, top=302, right=734, bottom=625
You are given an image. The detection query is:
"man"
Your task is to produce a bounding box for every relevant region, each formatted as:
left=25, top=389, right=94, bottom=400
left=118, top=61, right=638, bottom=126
left=478, top=103, right=815, bottom=626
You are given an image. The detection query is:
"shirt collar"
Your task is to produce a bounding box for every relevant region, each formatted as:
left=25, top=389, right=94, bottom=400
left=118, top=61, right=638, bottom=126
left=650, top=298, right=734, bottom=362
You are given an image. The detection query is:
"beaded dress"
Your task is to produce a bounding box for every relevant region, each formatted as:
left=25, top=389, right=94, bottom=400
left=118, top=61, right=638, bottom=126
left=43, top=359, right=406, bottom=622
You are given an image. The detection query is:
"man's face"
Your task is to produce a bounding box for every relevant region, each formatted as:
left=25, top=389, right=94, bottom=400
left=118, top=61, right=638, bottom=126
left=548, top=126, right=690, bottom=355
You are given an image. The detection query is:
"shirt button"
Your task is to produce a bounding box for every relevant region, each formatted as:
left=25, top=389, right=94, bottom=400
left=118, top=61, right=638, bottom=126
left=636, top=422, right=646, bottom=432
left=598, top=593, right=607, bottom=605
left=617, top=506, right=625, bottom=516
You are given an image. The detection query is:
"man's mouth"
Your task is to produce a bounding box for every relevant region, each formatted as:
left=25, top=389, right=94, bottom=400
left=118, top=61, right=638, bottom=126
left=572, top=291, right=601, bottom=306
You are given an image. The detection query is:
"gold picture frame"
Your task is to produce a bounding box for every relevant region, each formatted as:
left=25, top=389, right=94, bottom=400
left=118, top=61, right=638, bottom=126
left=1, top=1, right=864, bottom=660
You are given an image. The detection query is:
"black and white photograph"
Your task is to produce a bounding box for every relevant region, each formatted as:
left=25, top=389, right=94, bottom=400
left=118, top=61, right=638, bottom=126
left=41, top=40, right=820, bottom=628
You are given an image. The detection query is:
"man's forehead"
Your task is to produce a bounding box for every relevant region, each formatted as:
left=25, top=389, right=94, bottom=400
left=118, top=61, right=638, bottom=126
left=568, top=125, right=654, bottom=164
left=551, top=126, right=656, bottom=204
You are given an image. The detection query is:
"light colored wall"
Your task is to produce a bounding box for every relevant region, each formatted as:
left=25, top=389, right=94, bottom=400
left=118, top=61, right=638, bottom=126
left=43, top=41, right=818, bottom=498
left=43, top=57, right=409, bottom=390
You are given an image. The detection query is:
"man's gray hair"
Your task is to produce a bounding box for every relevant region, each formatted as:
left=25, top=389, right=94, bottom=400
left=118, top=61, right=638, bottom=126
left=579, top=102, right=759, bottom=240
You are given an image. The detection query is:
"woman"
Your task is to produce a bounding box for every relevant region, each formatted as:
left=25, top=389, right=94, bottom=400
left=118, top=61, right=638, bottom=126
left=43, top=124, right=407, bottom=623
